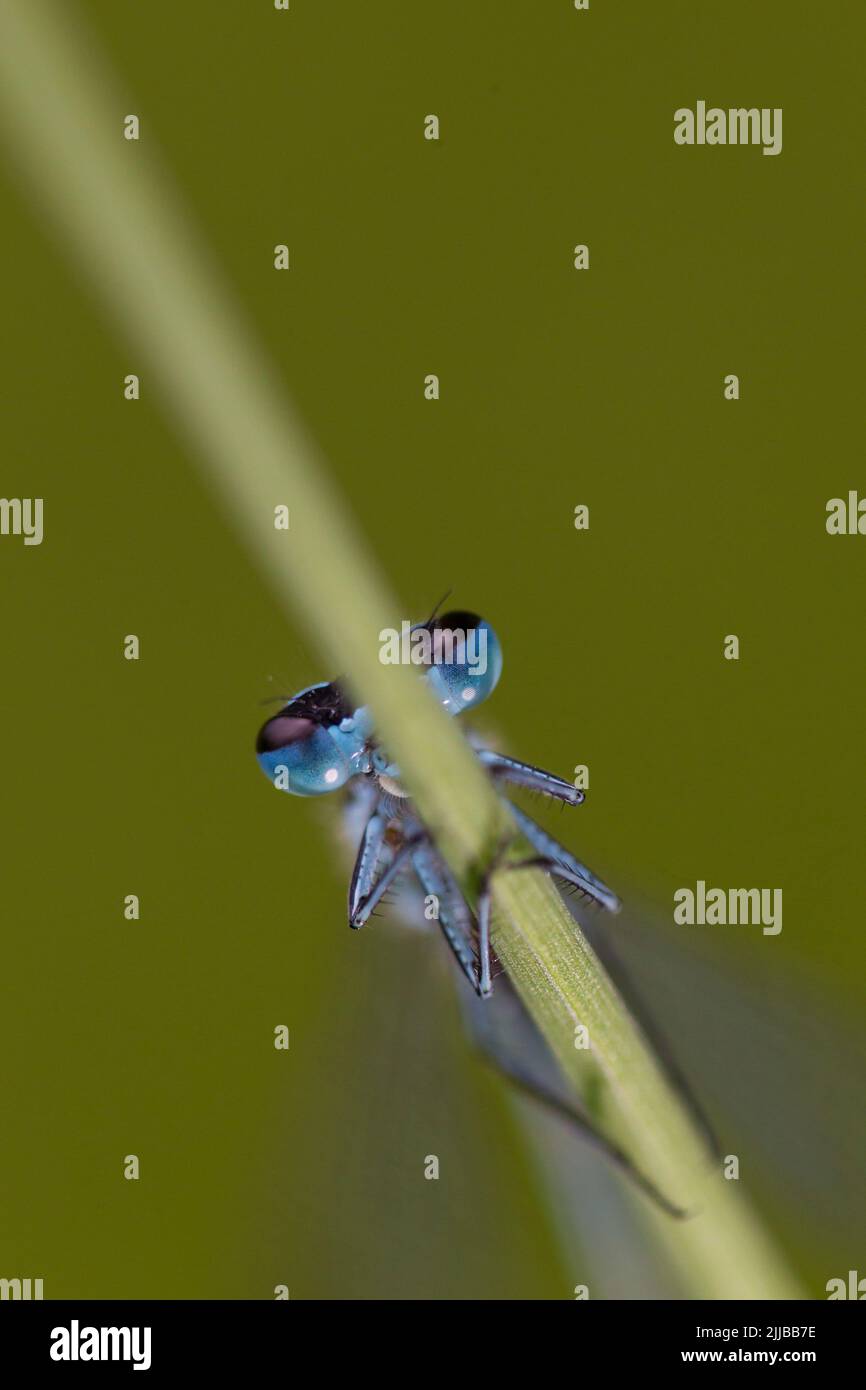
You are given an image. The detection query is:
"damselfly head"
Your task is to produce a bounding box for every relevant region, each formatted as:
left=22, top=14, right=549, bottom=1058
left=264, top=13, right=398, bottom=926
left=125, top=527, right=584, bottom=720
left=255, top=607, right=503, bottom=796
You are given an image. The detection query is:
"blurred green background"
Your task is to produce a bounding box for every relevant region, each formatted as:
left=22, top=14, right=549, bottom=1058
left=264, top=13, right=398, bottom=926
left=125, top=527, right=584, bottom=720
left=0, top=0, right=863, bottom=1298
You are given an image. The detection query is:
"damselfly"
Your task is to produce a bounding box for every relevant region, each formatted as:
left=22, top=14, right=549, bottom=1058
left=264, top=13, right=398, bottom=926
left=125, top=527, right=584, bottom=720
left=256, top=608, right=710, bottom=1214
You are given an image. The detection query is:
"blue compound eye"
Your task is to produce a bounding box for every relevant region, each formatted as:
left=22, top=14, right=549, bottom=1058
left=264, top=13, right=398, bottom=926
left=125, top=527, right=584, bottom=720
left=256, top=711, right=352, bottom=796
left=420, top=610, right=503, bottom=715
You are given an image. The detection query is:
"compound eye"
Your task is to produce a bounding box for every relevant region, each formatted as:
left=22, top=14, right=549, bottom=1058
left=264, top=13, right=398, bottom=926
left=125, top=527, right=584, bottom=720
left=419, top=611, right=503, bottom=715
left=255, top=710, right=352, bottom=795
left=427, top=611, right=482, bottom=666
left=256, top=715, right=317, bottom=754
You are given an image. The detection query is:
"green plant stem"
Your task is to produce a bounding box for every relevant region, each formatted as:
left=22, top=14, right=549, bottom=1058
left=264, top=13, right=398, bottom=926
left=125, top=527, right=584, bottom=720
left=0, top=0, right=803, bottom=1299
left=492, top=871, right=803, bottom=1297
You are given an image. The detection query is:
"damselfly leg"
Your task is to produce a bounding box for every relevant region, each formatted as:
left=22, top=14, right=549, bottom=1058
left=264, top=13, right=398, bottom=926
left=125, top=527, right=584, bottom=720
left=503, top=802, right=621, bottom=914
left=411, top=836, right=485, bottom=995
left=347, top=804, right=389, bottom=926
left=475, top=748, right=584, bottom=806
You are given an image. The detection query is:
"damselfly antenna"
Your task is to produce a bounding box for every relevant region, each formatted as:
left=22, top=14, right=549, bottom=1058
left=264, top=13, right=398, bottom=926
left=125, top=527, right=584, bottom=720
left=421, top=588, right=453, bottom=627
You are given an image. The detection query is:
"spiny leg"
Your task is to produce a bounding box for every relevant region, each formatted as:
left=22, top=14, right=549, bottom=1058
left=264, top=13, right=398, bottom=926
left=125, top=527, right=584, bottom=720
left=347, top=796, right=389, bottom=926
left=476, top=749, right=584, bottom=807
left=350, top=833, right=426, bottom=929
left=504, top=802, right=621, bottom=913
left=410, top=838, right=489, bottom=997
left=474, top=806, right=619, bottom=999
